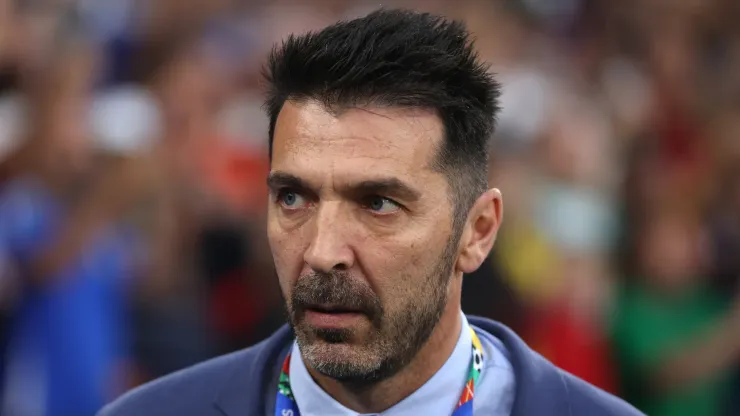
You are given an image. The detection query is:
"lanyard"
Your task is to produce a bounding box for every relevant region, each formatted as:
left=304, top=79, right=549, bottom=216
left=275, top=327, right=484, bottom=416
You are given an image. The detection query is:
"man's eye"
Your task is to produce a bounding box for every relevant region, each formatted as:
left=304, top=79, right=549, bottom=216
left=365, top=196, right=401, bottom=214
left=278, top=191, right=308, bottom=210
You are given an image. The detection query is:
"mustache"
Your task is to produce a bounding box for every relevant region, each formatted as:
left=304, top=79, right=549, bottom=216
left=291, top=270, right=383, bottom=324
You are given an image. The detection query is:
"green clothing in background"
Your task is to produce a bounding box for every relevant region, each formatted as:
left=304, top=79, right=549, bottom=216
left=611, top=282, right=732, bottom=416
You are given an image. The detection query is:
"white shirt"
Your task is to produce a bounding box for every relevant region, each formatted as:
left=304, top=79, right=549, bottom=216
left=290, top=312, right=515, bottom=416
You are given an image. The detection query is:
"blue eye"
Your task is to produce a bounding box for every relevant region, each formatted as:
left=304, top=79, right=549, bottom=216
left=366, top=196, right=400, bottom=214
left=278, top=191, right=307, bottom=209
left=282, top=192, right=296, bottom=206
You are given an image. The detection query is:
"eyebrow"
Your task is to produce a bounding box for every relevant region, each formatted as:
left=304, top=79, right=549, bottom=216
left=350, top=177, right=421, bottom=202
left=266, top=171, right=421, bottom=202
left=266, top=172, right=309, bottom=193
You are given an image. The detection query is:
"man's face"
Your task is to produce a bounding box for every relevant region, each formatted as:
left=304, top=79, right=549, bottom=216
left=268, top=100, right=461, bottom=382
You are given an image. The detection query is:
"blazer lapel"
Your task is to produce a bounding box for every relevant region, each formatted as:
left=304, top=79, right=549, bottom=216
left=214, top=326, right=293, bottom=416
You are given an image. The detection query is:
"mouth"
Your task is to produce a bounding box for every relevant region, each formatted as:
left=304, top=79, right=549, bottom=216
left=307, top=304, right=363, bottom=314
left=303, top=305, right=366, bottom=329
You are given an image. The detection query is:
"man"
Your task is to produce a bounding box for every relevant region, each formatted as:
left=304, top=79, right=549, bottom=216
left=99, top=9, right=643, bottom=416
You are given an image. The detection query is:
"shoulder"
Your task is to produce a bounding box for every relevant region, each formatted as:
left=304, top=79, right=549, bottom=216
left=98, top=325, right=293, bottom=416
left=559, top=371, right=644, bottom=415
left=468, top=315, right=644, bottom=416
left=97, top=349, right=251, bottom=416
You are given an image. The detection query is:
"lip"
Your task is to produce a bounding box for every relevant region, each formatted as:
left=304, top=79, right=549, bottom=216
left=306, top=304, right=362, bottom=314
left=304, top=309, right=365, bottom=329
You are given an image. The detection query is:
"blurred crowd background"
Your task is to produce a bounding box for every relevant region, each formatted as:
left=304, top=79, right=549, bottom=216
left=0, top=0, right=739, bottom=415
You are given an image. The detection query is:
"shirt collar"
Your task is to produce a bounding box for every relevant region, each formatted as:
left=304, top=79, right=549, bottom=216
left=289, top=311, right=472, bottom=416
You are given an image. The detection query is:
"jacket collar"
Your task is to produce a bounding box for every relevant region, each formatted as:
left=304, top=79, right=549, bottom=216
left=467, top=316, right=571, bottom=416
left=212, top=317, right=570, bottom=416
left=213, top=325, right=293, bottom=416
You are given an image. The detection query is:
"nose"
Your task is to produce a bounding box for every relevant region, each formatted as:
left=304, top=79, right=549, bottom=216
left=303, top=203, right=355, bottom=272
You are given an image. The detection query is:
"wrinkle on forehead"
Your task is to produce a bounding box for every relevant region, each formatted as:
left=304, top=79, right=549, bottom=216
left=272, top=100, right=444, bottom=179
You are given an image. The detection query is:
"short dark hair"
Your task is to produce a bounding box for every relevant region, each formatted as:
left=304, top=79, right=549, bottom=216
left=263, top=9, right=501, bottom=227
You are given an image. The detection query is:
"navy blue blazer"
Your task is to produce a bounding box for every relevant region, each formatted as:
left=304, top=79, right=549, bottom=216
left=98, top=316, right=644, bottom=415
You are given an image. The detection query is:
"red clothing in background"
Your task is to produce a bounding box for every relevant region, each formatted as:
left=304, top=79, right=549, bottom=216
left=527, top=303, right=617, bottom=395
left=198, top=138, right=269, bottom=214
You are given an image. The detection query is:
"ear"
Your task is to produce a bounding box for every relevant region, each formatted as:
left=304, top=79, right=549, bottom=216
left=456, top=188, right=503, bottom=274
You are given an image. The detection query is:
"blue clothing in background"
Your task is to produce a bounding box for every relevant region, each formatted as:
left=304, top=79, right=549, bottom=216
left=0, top=178, right=138, bottom=416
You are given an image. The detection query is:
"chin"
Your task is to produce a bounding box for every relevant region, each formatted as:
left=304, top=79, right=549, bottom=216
left=303, top=340, right=353, bottom=360
left=299, top=337, right=372, bottom=373
left=306, top=345, right=383, bottom=382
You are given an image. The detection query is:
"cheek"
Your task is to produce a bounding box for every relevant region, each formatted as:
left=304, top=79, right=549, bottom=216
left=366, top=234, right=446, bottom=307
left=267, top=218, right=305, bottom=297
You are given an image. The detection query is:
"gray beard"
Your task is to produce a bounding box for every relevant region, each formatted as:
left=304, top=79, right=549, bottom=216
left=289, top=229, right=460, bottom=385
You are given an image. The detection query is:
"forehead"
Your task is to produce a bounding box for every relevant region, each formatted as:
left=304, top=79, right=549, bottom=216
left=271, top=100, right=444, bottom=182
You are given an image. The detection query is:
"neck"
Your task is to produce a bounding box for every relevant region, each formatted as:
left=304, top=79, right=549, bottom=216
left=307, top=295, right=463, bottom=413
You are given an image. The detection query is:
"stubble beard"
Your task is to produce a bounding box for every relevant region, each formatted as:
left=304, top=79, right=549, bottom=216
left=286, top=234, right=459, bottom=386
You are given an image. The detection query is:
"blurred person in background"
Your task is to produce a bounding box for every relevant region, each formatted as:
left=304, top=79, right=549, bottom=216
left=119, top=22, right=277, bottom=378
left=707, top=106, right=740, bottom=294
left=111, top=33, right=230, bottom=382
left=611, top=207, right=740, bottom=416
left=0, top=35, right=143, bottom=416
left=523, top=90, right=620, bottom=394
left=706, top=104, right=740, bottom=415
left=0, top=0, right=70, bottom=183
